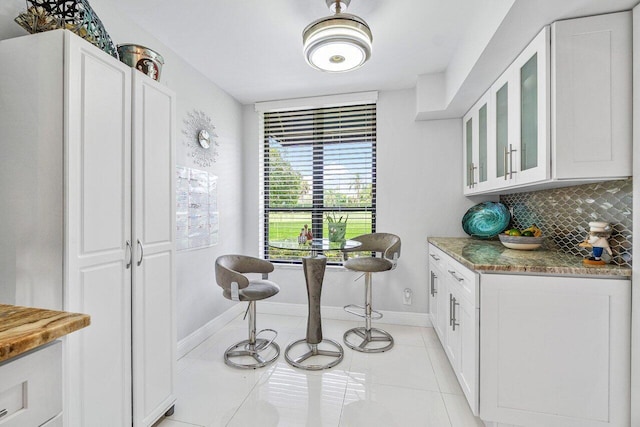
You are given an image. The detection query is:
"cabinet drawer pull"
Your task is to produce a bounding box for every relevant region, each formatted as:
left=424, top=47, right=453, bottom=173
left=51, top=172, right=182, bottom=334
left=452, top=297, right=460, bottom=331
left=0, top=408, right=7, bottom=418
left=429, top=253, right=440, bottom=261
left=448, top=270, right=464, bottom=282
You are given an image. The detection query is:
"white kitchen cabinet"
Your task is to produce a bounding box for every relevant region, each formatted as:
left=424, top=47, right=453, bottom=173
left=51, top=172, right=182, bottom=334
left=427, top=244, right=480, bottom=415
left=442, top=257, right=479, bottom=416
left=480, top=274, right=631, bottom=427
left=463, top=92, right=493, bottom=194
left=131, top=72, right=177, bottom=427
left=463, top=12, right=631, bottom=195
left=0, top=30, right=176, bottom=427
left=0, top=342, right=62, bottom=427
left=499, top=26, right=551, bottom=188
left=428, top=245, right=451, bottom=342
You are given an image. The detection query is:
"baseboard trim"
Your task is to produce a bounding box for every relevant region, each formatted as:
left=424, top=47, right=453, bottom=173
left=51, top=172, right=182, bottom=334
left=177, top=304, right=244, bottom=359
left=257, top=302, right=432, bottom=327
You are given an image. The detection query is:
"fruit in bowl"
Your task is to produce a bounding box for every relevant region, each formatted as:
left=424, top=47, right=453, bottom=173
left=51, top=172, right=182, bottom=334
left=499, top=225, right=544, bottom=250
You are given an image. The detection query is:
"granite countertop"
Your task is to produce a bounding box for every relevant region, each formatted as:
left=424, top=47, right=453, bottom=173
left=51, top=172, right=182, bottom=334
left=428, top=237, right=632, bottom=277
left=0, top=304, right=90, bottom=363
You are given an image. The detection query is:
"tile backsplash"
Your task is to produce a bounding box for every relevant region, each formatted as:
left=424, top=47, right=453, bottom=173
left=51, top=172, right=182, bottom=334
left=499, top=179, right=632, bottom=267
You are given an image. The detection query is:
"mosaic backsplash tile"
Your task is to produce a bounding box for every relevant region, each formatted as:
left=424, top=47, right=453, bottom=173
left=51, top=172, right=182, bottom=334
left=499, top=179, right=632, bottom=267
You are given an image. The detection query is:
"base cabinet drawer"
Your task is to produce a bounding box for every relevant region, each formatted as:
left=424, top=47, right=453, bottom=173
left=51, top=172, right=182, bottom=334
left=0, top=341, right=62, bottom=427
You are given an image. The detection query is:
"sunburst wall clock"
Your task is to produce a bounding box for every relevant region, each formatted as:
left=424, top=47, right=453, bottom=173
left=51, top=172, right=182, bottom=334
left=182, top=110, right=219, bottom=167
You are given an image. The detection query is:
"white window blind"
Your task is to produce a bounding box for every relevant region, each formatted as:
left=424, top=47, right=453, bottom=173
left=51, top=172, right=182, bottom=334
left=263, top=103, right=377, bottom=263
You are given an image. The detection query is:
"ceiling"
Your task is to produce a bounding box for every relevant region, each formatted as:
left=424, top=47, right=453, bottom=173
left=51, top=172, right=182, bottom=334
left=109, top=0, right=477, bottom=104
left=109, top=0, right=639, bottom=107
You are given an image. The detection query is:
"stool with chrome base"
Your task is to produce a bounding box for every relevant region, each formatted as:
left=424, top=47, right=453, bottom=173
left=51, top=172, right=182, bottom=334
left=342, top=233, right=401, bottom=353
left=215, top=255, right=281, bottom=368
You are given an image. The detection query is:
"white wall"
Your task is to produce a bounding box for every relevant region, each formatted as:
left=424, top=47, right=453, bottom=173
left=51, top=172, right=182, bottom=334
left=0, top=1, right=245, bottom=342
left=243, top=89, right=474, bottom=315
left=631, top=5, right=639, bottom=425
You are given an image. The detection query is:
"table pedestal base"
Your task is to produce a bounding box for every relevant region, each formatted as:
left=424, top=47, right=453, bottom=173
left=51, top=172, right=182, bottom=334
left=284, top=338, right=344, bottom=370
left=284, top=255, right=344, bottom=370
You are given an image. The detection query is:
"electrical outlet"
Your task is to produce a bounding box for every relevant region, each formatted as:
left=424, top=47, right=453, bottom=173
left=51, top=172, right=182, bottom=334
left=403, top=288, right=413, bottom=305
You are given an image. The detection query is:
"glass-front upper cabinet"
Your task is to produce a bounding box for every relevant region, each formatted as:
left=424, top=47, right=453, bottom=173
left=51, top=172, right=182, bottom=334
left=485, top=26, right=550, bottom=190
left=491, top=68, right=511, bottom=187
left=462, top=13, right=631, bottom=196
left=462, top=92, right=492, bottom=195
left=512, top=26, right=550, bottom=185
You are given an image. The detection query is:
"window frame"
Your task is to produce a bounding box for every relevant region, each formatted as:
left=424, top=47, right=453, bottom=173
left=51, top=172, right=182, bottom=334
left=258, top=95, right=378, bottom=264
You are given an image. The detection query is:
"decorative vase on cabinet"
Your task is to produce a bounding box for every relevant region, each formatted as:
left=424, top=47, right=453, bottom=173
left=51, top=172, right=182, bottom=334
left=0, top=30, right=176, bottom=427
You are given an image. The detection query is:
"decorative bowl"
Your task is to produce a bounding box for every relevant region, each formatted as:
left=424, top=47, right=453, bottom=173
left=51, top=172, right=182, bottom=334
left=117, top=44, right=164, bottom=81
left=461, top=202, right=510, bottom=239
left=498, top=234, right=544, bottom=250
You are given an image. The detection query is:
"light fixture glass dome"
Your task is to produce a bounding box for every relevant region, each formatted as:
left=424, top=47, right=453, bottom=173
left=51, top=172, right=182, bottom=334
left=302, top=4, right=373, bottom=73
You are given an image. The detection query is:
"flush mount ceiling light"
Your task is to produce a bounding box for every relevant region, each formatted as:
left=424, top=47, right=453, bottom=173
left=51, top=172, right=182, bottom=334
left=302, top=0, right=373, bottom=73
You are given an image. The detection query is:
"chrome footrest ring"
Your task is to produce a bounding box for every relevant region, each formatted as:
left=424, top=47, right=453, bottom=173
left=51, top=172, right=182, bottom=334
left=224, top=338, right=280, bottom=369
left=343, top=304, right=383, bottom=320
left=254, top=328, right=278, bottom=351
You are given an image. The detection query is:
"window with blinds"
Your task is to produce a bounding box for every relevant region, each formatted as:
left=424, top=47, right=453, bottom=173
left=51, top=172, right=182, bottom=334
left=263, top=103, right=376, bottom=263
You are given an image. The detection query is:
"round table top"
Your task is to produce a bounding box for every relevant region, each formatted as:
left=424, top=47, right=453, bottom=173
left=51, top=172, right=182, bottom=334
left=269, top=238, right=362, bottom=252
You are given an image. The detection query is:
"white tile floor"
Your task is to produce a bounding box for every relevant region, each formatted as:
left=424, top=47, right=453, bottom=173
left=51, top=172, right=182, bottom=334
left=156, top=313, right=485, bottom=427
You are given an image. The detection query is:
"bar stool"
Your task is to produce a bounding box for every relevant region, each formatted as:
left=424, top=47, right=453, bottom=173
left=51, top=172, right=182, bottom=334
left=215, top=255, right=281, bottom=368
left=342, top=233, right=401, bottom=353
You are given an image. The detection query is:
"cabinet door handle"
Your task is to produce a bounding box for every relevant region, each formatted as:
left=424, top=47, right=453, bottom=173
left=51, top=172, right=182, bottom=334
left=470, top=162, right=477, bottom=188
left=504, top=146, right=509, bottom=180
left=508, top=143, right=517, bottom=179
left=125, top=240, right=132, bottom=269
left=137, top=239, right=144, bottom=266
left=448, top=270, right=464, bottom=282
left=429, top=253, right=440, bottom=261
left=449, top=293, right=454, bottom=326
left=430, top=271, right=438, bottom=296
left=452, top=297, right=460, bottom=331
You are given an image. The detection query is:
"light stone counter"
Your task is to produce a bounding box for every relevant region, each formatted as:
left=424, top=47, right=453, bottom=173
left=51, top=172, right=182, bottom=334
left=428, top=237, right=631, bottom=277
left=0, top=304, right=90, bottom=362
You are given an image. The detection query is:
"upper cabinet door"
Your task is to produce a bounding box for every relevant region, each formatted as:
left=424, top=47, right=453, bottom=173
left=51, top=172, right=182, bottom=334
left=463, top=92, right=493, bottom=194
left=510, top=27, right=551, bottom=186
left=463, top=108, right=475, bottom=193
left=552, top=12, right=632, bottom=180
left=491, top=68, right=511, bottom=188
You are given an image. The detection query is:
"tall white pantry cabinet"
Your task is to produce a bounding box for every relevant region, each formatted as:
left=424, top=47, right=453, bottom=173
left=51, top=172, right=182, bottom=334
left=0, top=30, right=176, bottom=426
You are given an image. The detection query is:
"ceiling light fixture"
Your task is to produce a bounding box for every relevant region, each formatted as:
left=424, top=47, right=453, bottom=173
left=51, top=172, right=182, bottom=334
left=302, top=0, right=373, bottom=73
